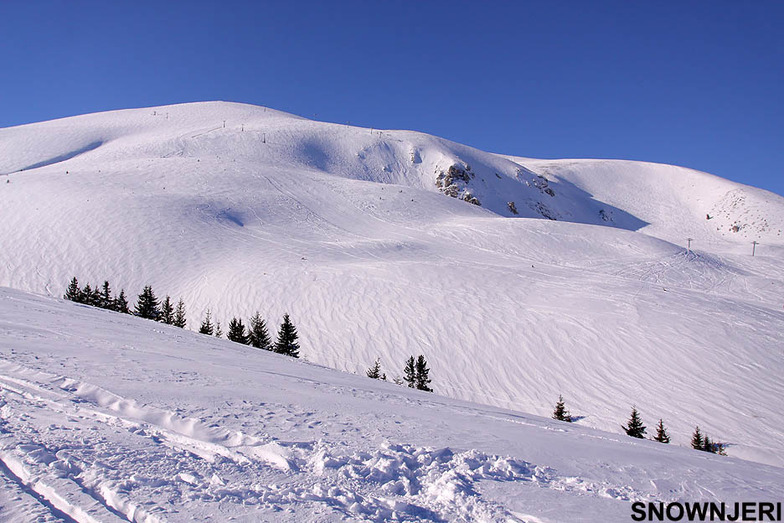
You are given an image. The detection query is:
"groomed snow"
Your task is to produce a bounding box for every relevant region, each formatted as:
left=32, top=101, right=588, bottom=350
left=1, top=101, right=783, bottom=474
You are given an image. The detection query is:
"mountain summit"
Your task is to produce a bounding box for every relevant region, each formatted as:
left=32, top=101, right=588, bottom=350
left=2, top=101, right=783, bottom=466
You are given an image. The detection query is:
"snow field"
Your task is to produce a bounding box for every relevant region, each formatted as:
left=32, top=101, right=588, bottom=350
left=1, top=101, right=783, bottom=472
left=1, top=288, right=783, bottom=521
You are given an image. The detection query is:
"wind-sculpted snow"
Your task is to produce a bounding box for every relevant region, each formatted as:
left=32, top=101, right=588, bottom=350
left=1, top=289, right=783, bottom=522
left=1, top=101, right=783, bottom=474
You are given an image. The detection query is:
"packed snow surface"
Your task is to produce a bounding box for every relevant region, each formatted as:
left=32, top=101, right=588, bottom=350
left=1, top=101, right=783, bottom=477
left=1, top=288, right=783, bottom=522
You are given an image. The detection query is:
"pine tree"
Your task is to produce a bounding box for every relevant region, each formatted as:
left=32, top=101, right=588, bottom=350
left=199, top=310, right=214, bottom=335
left=160, top=296, right=174, bottom=325
left=414, top=355, right=432, bottom=392
left=173, top=299, right=187, bottom=328
left=248, top=312, right=272, bottom=350
left=82, top=283, right=99, bottom=307
left=403, top=356, right=416, bottom=388
left=653, top=419, right=670, bottom=443
left=552, top=395, right=572, bottom=422
left=227, top=317, right=250, bottom=344
left=90, top=286, right=101, bottom=307
left=367, top=358, right=383, bottom=379
left=115, top=289, right=130, bottom=314
left=134, top=285, right=160, bottom=320
left=274, top=313, right=300, bottom=357
left=691, top=426, right=704, bottom=450
left=623, top=407, right=646, bottom=438
left=100, top=281, right=112, bottom=309
left=215, top=320, right=223, bottom=338
left=703, top=435, right=713, bottom=453
left=64, top=277, right=82, bottom=302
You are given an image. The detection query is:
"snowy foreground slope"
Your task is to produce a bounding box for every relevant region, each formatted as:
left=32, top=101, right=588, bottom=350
left=1, top=287, right=783, bottom=522
left=1, top=102, right=783, bottom=471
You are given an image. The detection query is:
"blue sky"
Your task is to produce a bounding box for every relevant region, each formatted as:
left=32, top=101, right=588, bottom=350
left=1, top=1, right=782, bottom=196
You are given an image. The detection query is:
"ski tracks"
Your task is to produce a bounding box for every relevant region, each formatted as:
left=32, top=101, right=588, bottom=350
left=0, top=360, right=651, bottom=521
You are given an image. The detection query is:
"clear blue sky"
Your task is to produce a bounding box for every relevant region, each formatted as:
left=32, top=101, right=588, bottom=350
left=1, top=1, right=782, bottom=196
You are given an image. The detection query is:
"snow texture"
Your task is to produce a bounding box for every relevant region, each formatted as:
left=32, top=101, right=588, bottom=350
left=0, top=288, right=782, bottom=521
left=0, top=101, right=783, bottom=478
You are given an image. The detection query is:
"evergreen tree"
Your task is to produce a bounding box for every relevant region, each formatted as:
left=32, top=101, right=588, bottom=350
left=691, top=426, right=704, bottom=450
left=552, top=395, right=572, bottom=422
left=414, top=355, right=432, bottom=392
left=215, top=320, right=223, bottom=338
left=82, top=283, right=99, bottom=306
left=134, top=285, right=160, bottom=320
left=227, top=317, right=250, bottom=344
left=274, top=313, right=300, bottom=358
left=160, top=296, right=174, bottom=324
left=199, top=310, right=214, bottom=335
left=173, top=299, right=187, bottom=328
left=653, top=419, right=670, bottom=443
left=90, top=287, right=101, bottom=307
left=64, top=277, right=82, bottom=302
left=100, top=281, right=112, bottom=309
left=703, top=435, right=713, bottom=453
left=403, top=356, right=416, bottom=388
left=367, top=358, right=383, bottom=379
left=114, top=289, right=130, bottom=314
left=248, top=312, right=272, bottom=350
left=623, top=407, right=646, bottom=438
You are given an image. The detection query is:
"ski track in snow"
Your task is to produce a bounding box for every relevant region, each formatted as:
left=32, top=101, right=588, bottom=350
left=0, top=360, right=662, bottom=522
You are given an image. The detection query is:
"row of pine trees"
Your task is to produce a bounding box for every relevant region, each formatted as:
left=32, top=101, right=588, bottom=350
left=64, top=277, right=300, bottom=358
left=65, top=277, right=187, bottom=326
left=365, top=355, right=432, bottom=392
left=198, top=309, right=300, bottom=358
left=552, top=396, right=726, bottom=454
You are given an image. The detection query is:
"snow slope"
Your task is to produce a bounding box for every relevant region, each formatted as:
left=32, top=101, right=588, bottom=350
left=1, top=102, right=783, bottom=470
left=1, top=287, right=783, bottom=522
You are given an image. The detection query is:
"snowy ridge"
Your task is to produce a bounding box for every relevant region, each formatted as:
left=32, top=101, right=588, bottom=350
left=1, top=287, right=782, bottom=521
left=1, top=102, right=783, bottom=471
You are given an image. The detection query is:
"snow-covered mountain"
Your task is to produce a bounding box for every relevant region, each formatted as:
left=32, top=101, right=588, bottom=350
left=1, top=101, right=783, bottom=472
left=2, top=287, right=783, bottom=522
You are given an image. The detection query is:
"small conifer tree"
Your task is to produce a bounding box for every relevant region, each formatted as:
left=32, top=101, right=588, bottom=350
left=199, top=310, right=214, bottom=335
left=160, top=296, right=174, bottom=325
left=173, top=299, right=187, bottom=328
left=248, top=312, right=272, bottom=350
left=703, top=435, right=713, bottom=453
left=100, top=281, right=112, bottom=309
left=215, top=320, right=223, bottom=338
left=134, top=285, right=160, bottom=320
left=653, top=419, right=670, bottom=443
left=623, top=407, right=646, bottom=438
left=552, top=395, right=572, bottom=422
left=691, top=426, right=704, bottom=450
left=414, top=355, right=432, bottom=392
left=367, top=358, right=383, bottom=379
left=227, top=317, right=250, bottom=344
left=403, top=356, right=416, bottom=388
left=114, top=289, right=130, bottom=314
left=82, top=283, right=98, bottom=306
left=64, top=277, right=82, bottom=302
left=274, top=313, right=300, bottom=357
